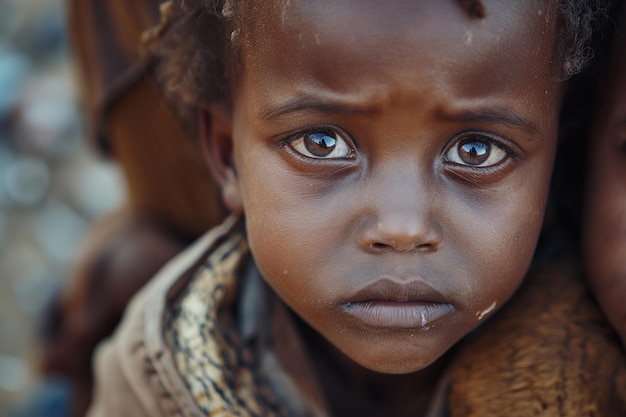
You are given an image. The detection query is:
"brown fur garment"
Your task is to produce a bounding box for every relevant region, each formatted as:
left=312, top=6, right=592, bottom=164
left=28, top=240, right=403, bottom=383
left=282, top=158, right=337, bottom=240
left=449, top=258, right=626, bottom=416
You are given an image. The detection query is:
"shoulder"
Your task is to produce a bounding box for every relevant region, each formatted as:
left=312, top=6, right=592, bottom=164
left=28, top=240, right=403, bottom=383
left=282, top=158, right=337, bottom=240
left=87, top=216, right=242, bottom=417
left=448, top=257, right=626, bottom=416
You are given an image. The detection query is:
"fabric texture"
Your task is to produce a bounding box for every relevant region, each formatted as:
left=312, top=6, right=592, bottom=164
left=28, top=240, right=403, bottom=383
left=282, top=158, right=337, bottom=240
left=162, top=228, right=284, bottom=416
left=448, top=257, right=626, bottom=416
left=88, top=216, right=243, bottom=417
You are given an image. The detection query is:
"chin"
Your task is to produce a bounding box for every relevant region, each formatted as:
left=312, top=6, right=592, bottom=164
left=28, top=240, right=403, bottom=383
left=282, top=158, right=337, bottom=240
left=368, top=361, right=434, bottom=375
left=343, top=342, right=446, bottom=375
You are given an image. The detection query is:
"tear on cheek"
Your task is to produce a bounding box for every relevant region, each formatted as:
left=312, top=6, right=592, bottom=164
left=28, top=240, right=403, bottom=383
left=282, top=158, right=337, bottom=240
left=476, top=301, right=497, bottom=321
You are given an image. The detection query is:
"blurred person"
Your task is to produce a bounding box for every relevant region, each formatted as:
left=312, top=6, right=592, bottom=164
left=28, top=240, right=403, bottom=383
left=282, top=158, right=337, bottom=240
left=583, top=4, right=626, bottom=350
left=35, top=1, right=226, bottom=416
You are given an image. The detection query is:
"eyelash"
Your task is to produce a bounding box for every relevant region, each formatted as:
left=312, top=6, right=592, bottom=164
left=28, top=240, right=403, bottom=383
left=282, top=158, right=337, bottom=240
left=285, top=127, right=356, bottom=160
left=443, top=132, right=517, bottom=169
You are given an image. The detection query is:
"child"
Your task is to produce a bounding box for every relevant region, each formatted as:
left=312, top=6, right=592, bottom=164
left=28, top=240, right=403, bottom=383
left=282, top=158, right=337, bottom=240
left=87, top=1, right=608, bottom=416
left=583, top=4, right=626, bottom=349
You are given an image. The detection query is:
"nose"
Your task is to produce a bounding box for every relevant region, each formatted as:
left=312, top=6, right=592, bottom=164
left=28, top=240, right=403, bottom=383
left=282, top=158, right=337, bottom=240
left=356, top=167, right=443, bottom=254
left=358, top=216, right=443, bottom=253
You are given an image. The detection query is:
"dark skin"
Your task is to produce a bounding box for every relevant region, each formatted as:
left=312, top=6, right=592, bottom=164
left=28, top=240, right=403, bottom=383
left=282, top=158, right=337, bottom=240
left=583, top=27, right=626, bottom=350
left=202, top=0, right=564, bottom=415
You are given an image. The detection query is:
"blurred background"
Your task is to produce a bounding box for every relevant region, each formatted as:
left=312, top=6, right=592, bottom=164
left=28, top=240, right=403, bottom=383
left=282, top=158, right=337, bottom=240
left=0, top=0, right=125, bottom=414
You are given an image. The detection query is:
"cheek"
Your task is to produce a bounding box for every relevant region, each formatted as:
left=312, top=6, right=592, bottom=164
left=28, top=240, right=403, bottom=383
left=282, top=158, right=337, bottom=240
left=588, top=193, right=626, bottom=268
left=235, top=148, right=347, bottom=303
left=584, top=120, right=626, bottom=270
left=447, top=164, right=552, bottom=308
left=457, top=206, right=539, bottom=301
left=584, top=156, right=626, bottom=293
left=583, top=137, right=626, bottom=338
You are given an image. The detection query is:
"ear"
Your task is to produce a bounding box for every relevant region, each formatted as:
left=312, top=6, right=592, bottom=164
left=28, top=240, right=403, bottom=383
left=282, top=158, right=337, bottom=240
left=199, top=104, right=243, bottom=214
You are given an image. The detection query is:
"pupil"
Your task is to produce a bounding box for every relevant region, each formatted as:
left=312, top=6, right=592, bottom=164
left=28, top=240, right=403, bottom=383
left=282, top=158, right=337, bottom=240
left=305, top=133, right=336, bottom=157
left=459, top=141, right=490, bottom=165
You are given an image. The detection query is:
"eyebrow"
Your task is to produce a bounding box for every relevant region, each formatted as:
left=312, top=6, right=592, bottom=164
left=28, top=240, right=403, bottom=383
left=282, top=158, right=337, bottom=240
left=260, top=94, right=377, bottom=121
left=261, top=94, right=539, bottom=134
left=446, top=108, right=539, bottom=134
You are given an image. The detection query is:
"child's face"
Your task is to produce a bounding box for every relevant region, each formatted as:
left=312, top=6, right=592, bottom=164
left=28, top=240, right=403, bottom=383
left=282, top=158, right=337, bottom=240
left=583, top=32, right=626, bottom=347
left=216, top=0, right=562, bottom=373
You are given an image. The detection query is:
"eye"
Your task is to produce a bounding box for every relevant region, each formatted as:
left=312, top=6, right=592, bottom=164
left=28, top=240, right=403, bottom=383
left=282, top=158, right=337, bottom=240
left=445, top=136, right=508, bottom=167
left=289, top=129, right=354, bottom=159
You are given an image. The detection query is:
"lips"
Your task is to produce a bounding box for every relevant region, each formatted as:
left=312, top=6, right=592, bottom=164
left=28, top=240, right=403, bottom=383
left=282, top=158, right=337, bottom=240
left=340, top=278, right=454, bottom=328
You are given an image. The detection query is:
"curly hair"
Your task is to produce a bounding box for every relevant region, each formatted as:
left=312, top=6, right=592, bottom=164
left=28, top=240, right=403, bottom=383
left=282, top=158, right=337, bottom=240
left=143, top=0, right=608, bottom=130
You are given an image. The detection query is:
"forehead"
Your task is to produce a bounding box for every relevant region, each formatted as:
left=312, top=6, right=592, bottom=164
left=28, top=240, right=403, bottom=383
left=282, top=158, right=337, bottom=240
left=236, top=0, right=558, bottom=114
left=238, top=1, right=556, bottom=67
left=242, top=0, right=552, bottom=46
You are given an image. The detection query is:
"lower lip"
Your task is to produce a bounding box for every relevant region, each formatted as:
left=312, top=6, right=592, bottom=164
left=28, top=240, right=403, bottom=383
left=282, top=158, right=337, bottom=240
left=341, top=301, right=454, bottom=329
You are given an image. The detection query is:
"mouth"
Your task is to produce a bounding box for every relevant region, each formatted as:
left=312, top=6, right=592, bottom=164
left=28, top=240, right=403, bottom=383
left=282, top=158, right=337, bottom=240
left=340, top=278, right=455, bottom=329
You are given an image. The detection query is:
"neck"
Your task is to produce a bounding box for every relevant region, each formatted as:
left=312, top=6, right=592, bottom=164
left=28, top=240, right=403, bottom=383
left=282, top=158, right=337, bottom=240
left=291, top=311, right=454, bottom=417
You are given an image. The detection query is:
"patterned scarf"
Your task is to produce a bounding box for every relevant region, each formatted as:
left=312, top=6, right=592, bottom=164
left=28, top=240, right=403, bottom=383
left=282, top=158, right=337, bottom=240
left=163, top=229, right=286, bottom=416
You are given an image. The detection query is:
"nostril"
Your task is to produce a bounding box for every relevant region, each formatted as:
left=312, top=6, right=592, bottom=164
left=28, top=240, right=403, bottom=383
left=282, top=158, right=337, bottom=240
left=371, top=242, right=389, bottom=250
left=359, top=220, right=443, bottom=253
left=370, top=241, right=436, bottom=253
left=416, top=243, right=434, bottom=252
